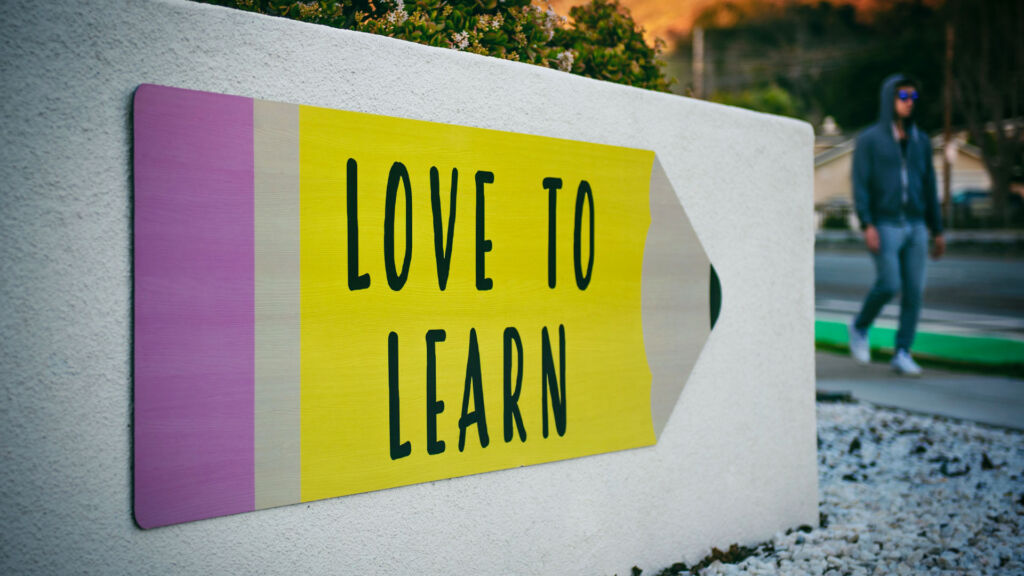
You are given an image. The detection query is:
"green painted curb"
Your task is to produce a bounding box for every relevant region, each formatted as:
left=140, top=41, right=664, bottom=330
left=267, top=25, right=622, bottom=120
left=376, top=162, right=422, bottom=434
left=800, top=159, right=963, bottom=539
left=816, top=319, right=1024, bottom=366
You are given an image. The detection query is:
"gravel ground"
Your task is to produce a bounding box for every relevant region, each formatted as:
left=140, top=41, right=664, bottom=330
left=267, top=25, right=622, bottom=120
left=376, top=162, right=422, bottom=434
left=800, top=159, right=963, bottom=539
left=651, top=402, right=1024, bottom=576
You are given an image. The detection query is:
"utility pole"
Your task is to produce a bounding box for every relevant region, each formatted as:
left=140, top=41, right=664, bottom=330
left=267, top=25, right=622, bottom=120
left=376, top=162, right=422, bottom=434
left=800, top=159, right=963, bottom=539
left=943, top=20, right=955, bottom=228
left=693, top=26, right=704, bottom=99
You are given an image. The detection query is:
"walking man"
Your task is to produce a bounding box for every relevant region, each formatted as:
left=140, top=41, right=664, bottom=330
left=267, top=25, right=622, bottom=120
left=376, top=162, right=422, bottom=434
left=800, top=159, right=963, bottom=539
left=849, top=74, right=946, bottom=376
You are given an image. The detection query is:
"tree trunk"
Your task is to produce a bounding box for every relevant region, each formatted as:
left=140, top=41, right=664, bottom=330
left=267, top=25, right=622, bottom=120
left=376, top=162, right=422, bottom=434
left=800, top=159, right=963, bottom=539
left=950, top=0, right=1024, bottom=229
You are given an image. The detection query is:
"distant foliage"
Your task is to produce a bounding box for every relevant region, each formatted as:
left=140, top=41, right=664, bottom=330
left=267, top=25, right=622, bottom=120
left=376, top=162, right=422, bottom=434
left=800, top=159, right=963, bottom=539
left=195, top=0, right=671, bottom=92
left=674, top=0, right=946, bottom=130
left=711, top=84, right=798, bottom=118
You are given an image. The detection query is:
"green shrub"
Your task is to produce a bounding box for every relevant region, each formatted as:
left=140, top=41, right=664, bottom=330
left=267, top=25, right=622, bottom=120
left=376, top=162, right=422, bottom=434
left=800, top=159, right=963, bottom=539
left=553, top=0, right=670, bottom=91
left=194, top=0, right=670, bottom=92
left=711, top=84, right=798, bottom=118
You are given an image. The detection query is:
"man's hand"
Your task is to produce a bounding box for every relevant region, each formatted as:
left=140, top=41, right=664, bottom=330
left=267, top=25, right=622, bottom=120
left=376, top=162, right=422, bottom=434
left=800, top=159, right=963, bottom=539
left=864, top=225, right=880, bottom=253
left=931, top=234, right=946, bottom=260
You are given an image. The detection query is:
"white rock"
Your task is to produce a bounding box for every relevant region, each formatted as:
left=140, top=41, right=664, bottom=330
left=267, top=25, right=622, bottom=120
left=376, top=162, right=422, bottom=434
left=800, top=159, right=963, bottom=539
left=660, top=402, right=1024, bottom=576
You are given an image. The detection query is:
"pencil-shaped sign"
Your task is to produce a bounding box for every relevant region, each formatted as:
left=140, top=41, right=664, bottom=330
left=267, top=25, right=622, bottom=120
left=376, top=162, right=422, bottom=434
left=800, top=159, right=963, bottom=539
left=133, top=84, right=719, bottom=529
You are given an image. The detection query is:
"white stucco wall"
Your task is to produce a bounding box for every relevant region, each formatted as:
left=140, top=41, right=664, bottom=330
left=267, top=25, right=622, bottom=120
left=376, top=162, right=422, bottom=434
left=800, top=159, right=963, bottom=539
left=0, top=1, right=817, bottom=574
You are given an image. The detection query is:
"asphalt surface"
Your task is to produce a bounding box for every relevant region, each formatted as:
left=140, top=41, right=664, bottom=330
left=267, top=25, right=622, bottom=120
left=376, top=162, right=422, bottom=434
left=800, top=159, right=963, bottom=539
left=815, top=250, right=1024, bottom=339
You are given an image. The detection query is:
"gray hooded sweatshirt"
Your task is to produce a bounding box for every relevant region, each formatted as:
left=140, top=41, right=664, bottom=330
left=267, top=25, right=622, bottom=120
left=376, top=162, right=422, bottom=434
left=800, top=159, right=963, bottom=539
left=851, top=74, right=943, bottom=235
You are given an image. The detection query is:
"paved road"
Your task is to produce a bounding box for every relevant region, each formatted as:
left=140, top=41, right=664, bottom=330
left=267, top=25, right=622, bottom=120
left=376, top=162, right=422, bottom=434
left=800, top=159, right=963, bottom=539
left=815, top=250, right=1024, bottom=338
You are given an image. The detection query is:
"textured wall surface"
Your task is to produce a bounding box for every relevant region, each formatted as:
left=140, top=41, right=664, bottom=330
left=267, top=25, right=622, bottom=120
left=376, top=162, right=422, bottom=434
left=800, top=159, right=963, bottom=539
left=0, top=1, right=817, bottom=574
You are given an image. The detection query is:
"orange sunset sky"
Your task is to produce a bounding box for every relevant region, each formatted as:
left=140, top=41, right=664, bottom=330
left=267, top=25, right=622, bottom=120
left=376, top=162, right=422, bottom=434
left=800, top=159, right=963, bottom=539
left=546, top=0, right=912, bottom=49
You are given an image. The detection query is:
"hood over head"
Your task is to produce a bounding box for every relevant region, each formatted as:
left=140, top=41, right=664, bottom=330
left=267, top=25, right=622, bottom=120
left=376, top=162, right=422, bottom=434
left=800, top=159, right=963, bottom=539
left=878, top=73, right=919, bottom=127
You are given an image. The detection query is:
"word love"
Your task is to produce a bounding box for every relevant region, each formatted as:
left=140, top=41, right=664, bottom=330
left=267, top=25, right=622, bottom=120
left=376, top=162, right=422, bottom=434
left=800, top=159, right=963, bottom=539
left=344, top=160, right=596, bottom=292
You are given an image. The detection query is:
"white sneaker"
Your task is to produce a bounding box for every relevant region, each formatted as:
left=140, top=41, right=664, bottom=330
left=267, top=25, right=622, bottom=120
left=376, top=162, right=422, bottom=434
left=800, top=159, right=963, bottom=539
left=891, top=349, right=923, bottom=377
left=848, top=322, right=870, bottom=364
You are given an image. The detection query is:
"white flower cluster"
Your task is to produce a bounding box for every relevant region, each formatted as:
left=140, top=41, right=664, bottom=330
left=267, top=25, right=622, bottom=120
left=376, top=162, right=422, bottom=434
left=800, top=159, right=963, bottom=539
left=555, top=50, right=574, bottom=72
left=384, top=8, right=408, bottom=26
left=477, top=13, right=504, bottom=31
left=449, top=30, right=470, bottom=51
left=541, top=3, right=563, bottom=41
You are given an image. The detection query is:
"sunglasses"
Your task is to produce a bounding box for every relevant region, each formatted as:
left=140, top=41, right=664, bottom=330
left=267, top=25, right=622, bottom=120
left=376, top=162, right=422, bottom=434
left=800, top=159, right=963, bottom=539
left=897, top=89, right=919, bottom=101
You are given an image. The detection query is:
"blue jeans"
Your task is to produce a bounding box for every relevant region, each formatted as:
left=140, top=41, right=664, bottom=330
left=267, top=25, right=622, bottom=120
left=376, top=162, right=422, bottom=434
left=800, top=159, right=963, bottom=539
left=853, top=221, right=929, bottom=351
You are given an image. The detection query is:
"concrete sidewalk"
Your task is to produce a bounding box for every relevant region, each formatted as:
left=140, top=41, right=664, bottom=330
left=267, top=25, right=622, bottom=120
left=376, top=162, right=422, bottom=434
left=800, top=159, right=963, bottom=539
left=816, top=351, right=1024, bottom=430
